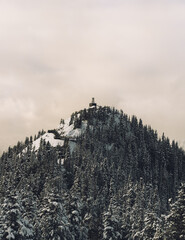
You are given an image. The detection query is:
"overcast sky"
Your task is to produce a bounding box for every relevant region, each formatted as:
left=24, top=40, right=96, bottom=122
left=0, top=0, right=185, bottom=153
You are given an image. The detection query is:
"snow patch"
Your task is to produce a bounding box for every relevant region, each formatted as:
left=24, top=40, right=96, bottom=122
left=69, top=141, right=77, bottom=154
left=22, top=115, right=87, bottom=154
left=57, top=119, right=87, bottom=152
left=32, top=133, right=64, bottom=151
left=57, top=118, right=87, bottom=138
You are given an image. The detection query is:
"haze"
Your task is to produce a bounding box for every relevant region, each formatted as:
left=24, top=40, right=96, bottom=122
left=0, top=0, right=185, bottom=153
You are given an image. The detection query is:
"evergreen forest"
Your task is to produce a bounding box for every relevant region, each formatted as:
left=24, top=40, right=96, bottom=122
left=0, top=106, right=185, bottom=239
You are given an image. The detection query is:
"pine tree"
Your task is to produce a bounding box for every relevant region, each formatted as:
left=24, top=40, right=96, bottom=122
left=141, top=212, right=160, bottom=240
left=164, top=184, right=185, bottom=240
left=66, top=194, right=88, bottom=240
left=103, top=199, right=123, bottom=240
left=0, top=191, right=34, bottom=240
left=38, top=191, right=72, bottom=240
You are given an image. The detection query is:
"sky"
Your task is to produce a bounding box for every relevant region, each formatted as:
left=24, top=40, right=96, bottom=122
left=0, top=0, right=185, bottom=153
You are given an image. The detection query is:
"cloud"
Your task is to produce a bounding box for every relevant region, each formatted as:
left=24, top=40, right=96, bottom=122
left=0, top=0, right=185, bottom=153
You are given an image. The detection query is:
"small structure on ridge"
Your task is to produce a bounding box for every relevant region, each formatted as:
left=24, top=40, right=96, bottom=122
left=89, top=98, right=97, bottom=108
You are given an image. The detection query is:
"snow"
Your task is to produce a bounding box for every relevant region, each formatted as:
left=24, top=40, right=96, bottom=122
left=21, top=116, right=88, bottom=155
left=57, top=118, right=87, bottom=138
left=32, top=133, right=64, bottom=151
left=69, top=141, right=76, bottom=153
left=72, top=210, right=79, bottom=215
left=31, top=119, right=77, bottom=152
left=57, top=118, right=73, bottom=135
left=6, top=227, right=15, bottom=239
left=106, top=143, right=114, bottom=151
left=89, top=105, right=96, bottom=109
left=104, top=226, right=114, bottom=230
left=57, top=158, right=64, bottom=165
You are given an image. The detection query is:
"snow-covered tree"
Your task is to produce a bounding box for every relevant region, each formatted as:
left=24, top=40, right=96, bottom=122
left=38, top=191, right=72, bottom=240
left=164, top=184, right=185, bottom=239
left=0, top=191, right=34, bottom=240
left=103, top=198, right=122, bottom=240
left=141, top=212, right=160, bottom=240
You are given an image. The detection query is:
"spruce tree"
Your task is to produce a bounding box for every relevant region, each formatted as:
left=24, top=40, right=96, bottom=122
left=164, top=184, right=185, bottom=240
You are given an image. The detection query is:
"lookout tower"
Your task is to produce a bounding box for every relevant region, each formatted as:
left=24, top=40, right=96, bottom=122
left=89, top=97, right=97, bottom=108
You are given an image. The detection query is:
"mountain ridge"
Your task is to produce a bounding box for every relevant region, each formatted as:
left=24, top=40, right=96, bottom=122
left=0, top=104, right=185, bottom=239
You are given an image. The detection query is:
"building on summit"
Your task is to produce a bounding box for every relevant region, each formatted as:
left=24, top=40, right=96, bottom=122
left=89, top=98, right=97, bottom=108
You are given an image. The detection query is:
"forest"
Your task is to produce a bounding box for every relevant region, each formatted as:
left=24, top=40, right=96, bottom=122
left=0, top=106, right=185, bottom=239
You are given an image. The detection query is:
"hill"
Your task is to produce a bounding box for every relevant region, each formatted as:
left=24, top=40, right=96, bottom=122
left=0, top=104, right=185, bottom=239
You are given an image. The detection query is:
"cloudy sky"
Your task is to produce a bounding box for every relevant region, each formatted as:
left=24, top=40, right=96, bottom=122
left=0, top=0, right=185, bottom=153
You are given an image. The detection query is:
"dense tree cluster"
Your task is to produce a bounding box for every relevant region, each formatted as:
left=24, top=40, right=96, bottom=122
left=0, top=106, right=185, bottom=239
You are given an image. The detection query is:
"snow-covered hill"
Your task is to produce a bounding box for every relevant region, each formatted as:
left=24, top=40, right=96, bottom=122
left=29, top=118, right=88, bottom=153
left=1, top=104, right=185, bottom=240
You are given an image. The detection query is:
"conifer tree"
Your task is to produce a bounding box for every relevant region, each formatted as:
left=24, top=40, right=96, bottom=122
left=38, top=191, right=72, bottom=240
left=164, top=184, right=185, bottom=240
left=0, top=191, right=34, bottom=240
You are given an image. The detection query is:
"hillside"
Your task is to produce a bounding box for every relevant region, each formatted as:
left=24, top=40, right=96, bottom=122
left=0, top=104, right=185, bottom=239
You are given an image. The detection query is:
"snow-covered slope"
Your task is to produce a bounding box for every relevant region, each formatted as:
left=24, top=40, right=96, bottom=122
left=32, top=133, right=64, bottom=151
left=29, top=117, right=87, bottom=153
left=57, top=118, right=87, bottom=138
